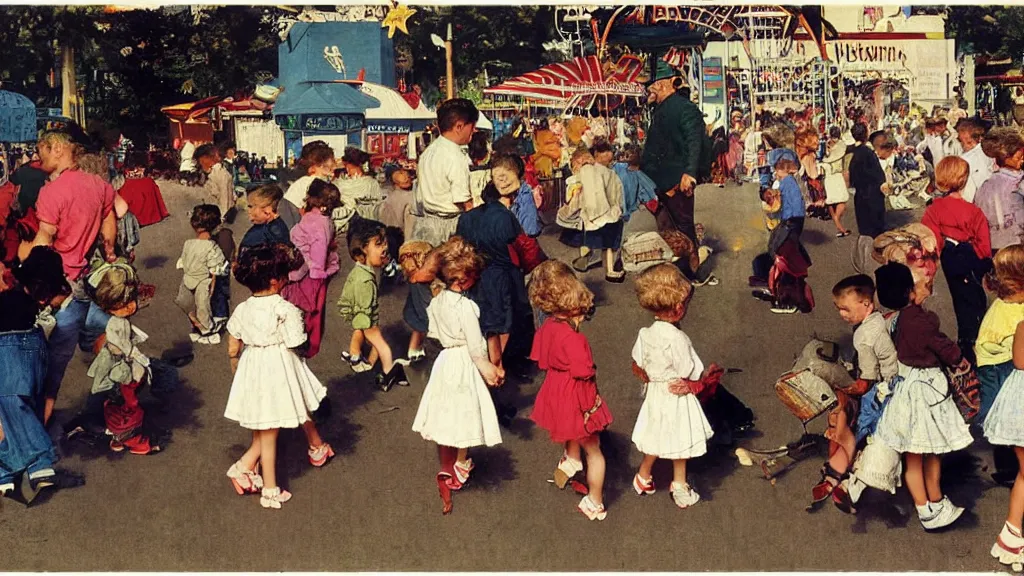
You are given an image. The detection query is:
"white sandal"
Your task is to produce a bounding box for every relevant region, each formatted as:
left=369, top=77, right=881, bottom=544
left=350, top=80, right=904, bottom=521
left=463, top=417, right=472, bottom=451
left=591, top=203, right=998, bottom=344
left=260, top=486, right=293, bottom=509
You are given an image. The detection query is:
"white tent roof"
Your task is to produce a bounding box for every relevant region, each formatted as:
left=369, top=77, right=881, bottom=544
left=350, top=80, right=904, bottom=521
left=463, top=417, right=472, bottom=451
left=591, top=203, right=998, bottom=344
left=358, top=82, right=435, bottom=121
left=476, top=113, right=493, bottom=131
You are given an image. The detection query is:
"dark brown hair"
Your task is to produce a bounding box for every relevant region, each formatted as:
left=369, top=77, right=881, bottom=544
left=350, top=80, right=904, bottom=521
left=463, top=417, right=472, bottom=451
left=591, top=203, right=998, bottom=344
left=341, top=147, right=371, bottom=168
left=296, top=141, right=335, bottom=174
left=233, top=243, right=304, bottom=292
left=247, top=184, right=284, bottom=211
left=346, top=217, right=387, bottom=262
left=982, top=127, right=1024, bottom=167
left=437, top=98, right=479, bottom=133
left=305, top=179, right=342, bottom=213
left=832, top=274, right=875, bottom=301
left=190, top=204, right=222, bottom=233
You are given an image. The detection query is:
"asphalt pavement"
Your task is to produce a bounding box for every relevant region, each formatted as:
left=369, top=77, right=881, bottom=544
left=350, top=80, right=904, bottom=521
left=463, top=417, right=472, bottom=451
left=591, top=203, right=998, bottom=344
left=0, top=180, right=1009, bottom=571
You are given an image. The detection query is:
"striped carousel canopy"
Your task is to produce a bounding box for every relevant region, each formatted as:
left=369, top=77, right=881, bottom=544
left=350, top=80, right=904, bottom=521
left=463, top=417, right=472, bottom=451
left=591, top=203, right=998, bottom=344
left=483, top=55, right=646, bottom=108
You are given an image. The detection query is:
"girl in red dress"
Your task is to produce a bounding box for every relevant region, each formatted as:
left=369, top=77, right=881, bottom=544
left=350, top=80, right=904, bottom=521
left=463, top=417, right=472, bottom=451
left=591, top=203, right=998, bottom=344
left=528, top=259, right=613, bottom=520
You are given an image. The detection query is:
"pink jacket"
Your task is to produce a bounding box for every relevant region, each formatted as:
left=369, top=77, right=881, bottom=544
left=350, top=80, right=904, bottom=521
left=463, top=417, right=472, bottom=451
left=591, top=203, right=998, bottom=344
left=289, top=210, right=340, bottom=282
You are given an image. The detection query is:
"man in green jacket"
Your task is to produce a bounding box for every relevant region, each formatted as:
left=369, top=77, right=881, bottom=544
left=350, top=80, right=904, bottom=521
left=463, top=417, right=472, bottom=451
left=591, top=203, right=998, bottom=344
left=640, top=59, right=708, bottom=244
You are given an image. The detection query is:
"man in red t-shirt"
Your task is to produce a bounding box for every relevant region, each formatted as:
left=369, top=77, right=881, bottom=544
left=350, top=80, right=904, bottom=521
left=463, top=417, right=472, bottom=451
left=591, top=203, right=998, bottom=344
left=19, top=130, right=118, bottom=424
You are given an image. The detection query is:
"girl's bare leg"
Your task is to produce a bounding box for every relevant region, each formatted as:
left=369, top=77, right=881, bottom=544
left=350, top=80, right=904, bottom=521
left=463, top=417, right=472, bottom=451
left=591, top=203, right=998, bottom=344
left=456, top=447, right=469, bottom=465
left=302, top=420, right=324, bottom=448
left=905, top=453, right=927, bottom=506
left=1008, top=447, right=1024, bottom=528
left=238, top=430, right=262, bottom=471
left=349, top=329, right=364, bottom=359
left=828, top=409, right=856, bottom=474
left=565, top=440, right=582, bottom=463
left=637, top=453, right=658, bottom=480
left=363, top=326, right=393, bottom=372
left=580, top=435, right=606, bottom=506
left=409, top=330, right=424, bottom=353
left=673, top=458, right=689, bottom=487
left=924, top=454, right=944, bottom=503
left=834, top=202, right=848, bottom=232
left=260, top=428, right=279, bottom=489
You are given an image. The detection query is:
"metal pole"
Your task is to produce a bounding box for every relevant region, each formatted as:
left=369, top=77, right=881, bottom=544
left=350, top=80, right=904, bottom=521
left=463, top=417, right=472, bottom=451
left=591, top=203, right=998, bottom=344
left=445, top=41, right=454, bottom=100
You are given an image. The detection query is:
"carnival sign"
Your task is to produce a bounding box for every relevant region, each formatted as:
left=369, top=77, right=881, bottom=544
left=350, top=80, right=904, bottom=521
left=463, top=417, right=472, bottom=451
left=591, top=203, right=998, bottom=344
left=323, top=46, right=347, bottom=77
left=276, top=114, right=363, bottom=134
left=702, top=57, right=724, bottom=105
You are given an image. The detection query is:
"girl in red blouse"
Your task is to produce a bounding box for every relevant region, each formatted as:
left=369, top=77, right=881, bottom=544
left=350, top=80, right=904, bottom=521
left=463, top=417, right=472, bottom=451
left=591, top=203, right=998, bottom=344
left=921, top=156, right=994, bottom=364
left=528, top=260, right=613, bottom=521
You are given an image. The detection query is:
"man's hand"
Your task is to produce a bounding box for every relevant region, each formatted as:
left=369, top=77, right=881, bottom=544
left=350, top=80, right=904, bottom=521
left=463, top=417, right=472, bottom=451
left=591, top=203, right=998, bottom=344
left=679, top=174, right=697, bottom=197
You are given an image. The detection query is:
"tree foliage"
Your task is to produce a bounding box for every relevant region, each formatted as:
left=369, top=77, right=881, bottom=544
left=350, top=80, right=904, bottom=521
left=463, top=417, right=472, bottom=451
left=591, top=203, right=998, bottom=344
left=946, top=6, right=1024, bottom=62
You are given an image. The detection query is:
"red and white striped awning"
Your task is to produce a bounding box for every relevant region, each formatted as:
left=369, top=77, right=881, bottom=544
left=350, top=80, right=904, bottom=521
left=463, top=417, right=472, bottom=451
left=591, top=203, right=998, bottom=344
left=484, top=55, right=646, bottom=107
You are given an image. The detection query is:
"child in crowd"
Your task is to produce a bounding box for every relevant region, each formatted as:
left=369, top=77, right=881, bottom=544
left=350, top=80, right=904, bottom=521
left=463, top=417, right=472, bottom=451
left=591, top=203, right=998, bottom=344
left=922, top=156, right=993, bottom=365
left=241, top=185, right=293, bottom=249
left=283, top=141, right=336, bottom=217
left=468, top=132, right=492, bottom=208
left=224, top=243, right=333, bottom=509
left=773, top=157, right=806, bottom=248
left=981, top=245, right=1024, bottom=567
left=760, top=186, right=782, bottom=232
left=206, top=206, right=236, bottom=332
left=336, top=147, right=384, bottom=223
left=379, top=167, right=417, bottom=242
left=822, top=274, right=898, bottom=513
left=592, top=139, right=615, bottom=168
left=88, top=264, right=162, bottom=455
left=977, top=245, right=1024, bottom=489
left=630, top=264, right=719, bottom=509
left=613, top=144, right=658, bottom=224
left=490, top=154, right=542, bottom=237
left=529, top=259, right=613, bottom=521
left=975, top=128, right=1024, bottom=253
left=564, top=148, right=626, bottom=283
left=282, top=180, right=342, bottom=359
left=411, top=236, right=504, bottom=515
left=873, top=261, right=972, bottom=530
left=338, top=218, right=408, bottom=391
left=175, top=205, right=229, bottom=344
left=398, top=240, right=435, bottom=364
left=0, top=247, right=83, bottom=501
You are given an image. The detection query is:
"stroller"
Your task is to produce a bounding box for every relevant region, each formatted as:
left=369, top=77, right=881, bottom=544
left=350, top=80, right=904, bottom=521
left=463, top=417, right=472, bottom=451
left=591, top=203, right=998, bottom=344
left=735, top=338, right=852, bottom=484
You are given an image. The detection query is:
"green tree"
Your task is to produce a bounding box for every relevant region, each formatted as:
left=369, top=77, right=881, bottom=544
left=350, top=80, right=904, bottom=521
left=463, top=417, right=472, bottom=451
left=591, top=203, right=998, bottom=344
left=947, top=6, right=1024, bottom=61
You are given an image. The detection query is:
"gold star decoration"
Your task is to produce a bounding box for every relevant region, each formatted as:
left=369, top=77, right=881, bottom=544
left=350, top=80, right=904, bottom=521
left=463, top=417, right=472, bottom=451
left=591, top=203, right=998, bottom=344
left=381, top=4, right=416, bottom=38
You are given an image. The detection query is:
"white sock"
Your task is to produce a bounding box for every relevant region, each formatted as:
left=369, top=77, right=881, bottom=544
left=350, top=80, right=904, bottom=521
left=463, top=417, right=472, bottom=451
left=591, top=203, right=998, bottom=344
left=916, top=502, right=933, bottom=518
left=1002, top=522, right=1024, bottom=547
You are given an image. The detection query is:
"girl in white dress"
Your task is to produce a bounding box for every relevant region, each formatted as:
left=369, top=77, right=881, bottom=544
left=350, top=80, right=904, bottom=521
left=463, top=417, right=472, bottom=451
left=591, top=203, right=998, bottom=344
left=411, top=237, right=504, bottom=515
left=629, top=264, right=722, bottom=509
left=223, top=243, right=333, bottom=509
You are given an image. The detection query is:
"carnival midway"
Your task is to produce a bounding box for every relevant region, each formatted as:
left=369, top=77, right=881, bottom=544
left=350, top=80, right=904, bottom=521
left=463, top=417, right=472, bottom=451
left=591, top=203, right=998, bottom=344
left=6, top=3, right=1024, bottom=572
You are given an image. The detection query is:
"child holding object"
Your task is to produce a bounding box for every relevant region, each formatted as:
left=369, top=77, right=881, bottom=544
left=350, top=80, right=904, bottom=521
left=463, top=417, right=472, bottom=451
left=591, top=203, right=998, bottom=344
left=529, top=259, right=613, bottom=520
left=176, top=205, right=228, bottom=345
left=629, top=263, right=718, bottom=509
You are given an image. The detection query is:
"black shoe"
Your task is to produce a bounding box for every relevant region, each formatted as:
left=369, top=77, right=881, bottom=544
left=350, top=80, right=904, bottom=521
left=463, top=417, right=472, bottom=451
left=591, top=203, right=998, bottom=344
left=390, top=364, right=410, bottom=387
left=992, top=470, right=1017, bottom=488
left=376, top=371, right=392, bottom=392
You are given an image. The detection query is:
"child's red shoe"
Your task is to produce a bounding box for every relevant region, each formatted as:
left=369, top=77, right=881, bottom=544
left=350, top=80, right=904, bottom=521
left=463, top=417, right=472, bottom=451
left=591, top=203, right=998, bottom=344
left=308, top=443, right=335, bottom=467
left=436, top=472, right=453, bottom=515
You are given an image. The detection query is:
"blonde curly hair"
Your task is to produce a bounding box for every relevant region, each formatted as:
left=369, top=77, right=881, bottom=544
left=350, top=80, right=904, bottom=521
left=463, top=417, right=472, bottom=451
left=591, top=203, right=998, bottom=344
left=398, top=240, right=433, bottom=280
left=635, top=263, right=691, bottom=314
left=437, top=236, right=483, bottom=289
left=995, top=244, right=1024, bottom=300
left=94, top=266, right=139, bottom=313
left=528, top=259, right=593, bottom=317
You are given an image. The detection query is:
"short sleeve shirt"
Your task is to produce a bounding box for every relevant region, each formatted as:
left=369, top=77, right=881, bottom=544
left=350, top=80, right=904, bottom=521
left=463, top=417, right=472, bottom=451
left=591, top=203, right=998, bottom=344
left=417, top=136, right=471, bottom=215
left=35, top=169, right=116, bottom=280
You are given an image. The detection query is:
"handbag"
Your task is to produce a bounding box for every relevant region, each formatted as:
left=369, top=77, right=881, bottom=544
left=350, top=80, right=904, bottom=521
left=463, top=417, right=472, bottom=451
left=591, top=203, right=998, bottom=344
left=775, top=369, right=838, bottom=425
left=943, top=357, right=981, bottom=424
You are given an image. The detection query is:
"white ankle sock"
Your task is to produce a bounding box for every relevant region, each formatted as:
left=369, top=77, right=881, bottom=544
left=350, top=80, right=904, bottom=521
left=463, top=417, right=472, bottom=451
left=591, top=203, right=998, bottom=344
left=1003, top=522, right=1024, bottom=547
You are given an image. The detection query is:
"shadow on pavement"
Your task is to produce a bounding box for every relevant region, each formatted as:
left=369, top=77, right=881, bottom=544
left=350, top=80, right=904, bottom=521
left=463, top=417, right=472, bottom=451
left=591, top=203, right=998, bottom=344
left=464, top=446, right=518, bottom=491
left=142, top=255, right=169, bottom=270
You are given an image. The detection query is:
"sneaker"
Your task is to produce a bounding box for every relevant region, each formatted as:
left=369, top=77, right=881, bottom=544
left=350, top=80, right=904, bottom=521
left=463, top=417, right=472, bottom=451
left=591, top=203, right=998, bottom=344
left=633, top=473, right=656, bottom=496
left=991, top=523, right=1024, bottom=568
left=227, top=462, right=263, bottom=494
left=389, top=364, right=410, bottom=387
left=197, top=333, right=221, bottom=345
left=770, top=304, right=799, bottom=314
left=921, top=496, right=964, bottom=530
left=694, top=274, right=719, bottom=287
left=260, top=486, right=292, bottom=509
left=554, top=454, right=583, bottom=489
left=188, top=332, right=201, bottom=343
left=578, top=495, right=607, bottom=521
left=376, top=371, right=392, bottom=392
left=109, top=439, right=125, bottom=453
left=0, top=482, right=14, bottom=498
left=408, top=349, right=426, bottom=363
left=671, top=482, right=700, bottom=509
left=454, top=459, right=475, bottom=484
left=308, top=443, right=335, bottom=467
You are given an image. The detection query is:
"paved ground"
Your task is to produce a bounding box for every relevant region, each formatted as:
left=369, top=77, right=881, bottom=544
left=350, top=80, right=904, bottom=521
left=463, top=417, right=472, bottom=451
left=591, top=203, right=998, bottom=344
left=0, top=180, right=1010, bottom=571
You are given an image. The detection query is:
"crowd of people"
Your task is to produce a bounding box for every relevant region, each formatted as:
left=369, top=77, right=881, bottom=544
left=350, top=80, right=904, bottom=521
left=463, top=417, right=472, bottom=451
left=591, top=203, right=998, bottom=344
left=8, top=58, right=1024, bottom=570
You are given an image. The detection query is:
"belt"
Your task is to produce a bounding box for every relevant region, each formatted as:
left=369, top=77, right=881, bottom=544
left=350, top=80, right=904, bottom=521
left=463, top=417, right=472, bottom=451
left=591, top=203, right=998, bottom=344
left=424, top=210, right=461, bottom=220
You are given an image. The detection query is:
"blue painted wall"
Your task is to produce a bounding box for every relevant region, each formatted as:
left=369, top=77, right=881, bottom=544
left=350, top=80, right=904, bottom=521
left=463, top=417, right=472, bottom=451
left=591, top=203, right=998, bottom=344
left=279, top=22, right=397, bottom=88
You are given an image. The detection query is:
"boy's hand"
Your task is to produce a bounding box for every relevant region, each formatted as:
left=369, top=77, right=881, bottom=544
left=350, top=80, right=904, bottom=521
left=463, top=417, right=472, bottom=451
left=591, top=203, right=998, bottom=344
left=668, top=379, right=692, bottom=395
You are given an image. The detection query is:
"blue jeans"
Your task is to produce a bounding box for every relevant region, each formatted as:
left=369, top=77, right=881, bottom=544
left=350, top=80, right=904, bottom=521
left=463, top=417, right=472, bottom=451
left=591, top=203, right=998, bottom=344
left=44, top=296, right=111, bottom=400
left=0, top=328, right=58, bottom=484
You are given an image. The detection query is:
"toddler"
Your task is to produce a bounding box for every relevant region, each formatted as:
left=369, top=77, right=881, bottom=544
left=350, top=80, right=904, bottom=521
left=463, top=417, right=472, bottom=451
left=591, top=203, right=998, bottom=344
left=224, top=243, right=333, bottom=509
left=873, top=261, right=972, bottom=530
left=176, top=205, right=229, bottom=344
left=205, top=205, right=236, bottom=332
left=822, top=274, right=898, bottom=513
left=529, top=259, right=613, bottom=520
left=87, top=263, right=162, bottom=455
left=630, top=264, right=719, bottom=509
left=338, top=217, right=408, bottom=391
left=282, top=180, right=342, bottom=359
left=981, top=245, right=1024, bottom=568
left=240, top=184, right=293, bottom=249
left=411, top=236, right=504, bottom=515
